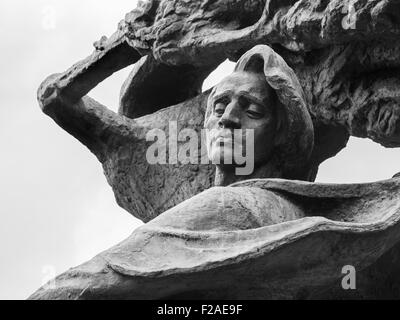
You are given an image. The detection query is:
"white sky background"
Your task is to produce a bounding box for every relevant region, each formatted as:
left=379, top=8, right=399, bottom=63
left=0, top=0, right=399, bottom=300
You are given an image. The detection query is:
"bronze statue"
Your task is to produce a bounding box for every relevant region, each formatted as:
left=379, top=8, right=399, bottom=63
left=31, top=1, right=400, bottom=299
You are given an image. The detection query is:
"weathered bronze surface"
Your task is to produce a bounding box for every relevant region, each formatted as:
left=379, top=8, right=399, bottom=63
left=31, top=0, right=400, bottom=299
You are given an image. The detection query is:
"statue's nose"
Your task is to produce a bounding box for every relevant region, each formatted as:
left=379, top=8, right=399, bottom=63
left=218, top=103, right=241, bottom=129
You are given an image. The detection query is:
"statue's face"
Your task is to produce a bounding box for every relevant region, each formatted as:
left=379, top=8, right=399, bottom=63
left=205, top=72, right=277, bottom=169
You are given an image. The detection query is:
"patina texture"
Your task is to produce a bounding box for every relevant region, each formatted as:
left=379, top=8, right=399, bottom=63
left=32, top=0, right=400, bottom=299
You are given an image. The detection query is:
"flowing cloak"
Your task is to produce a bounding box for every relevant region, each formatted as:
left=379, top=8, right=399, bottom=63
left=30, top=177, right=400, bottom=300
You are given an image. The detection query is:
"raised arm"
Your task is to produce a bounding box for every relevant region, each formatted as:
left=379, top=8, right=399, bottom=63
left=37, top=29, right=141, bottom=161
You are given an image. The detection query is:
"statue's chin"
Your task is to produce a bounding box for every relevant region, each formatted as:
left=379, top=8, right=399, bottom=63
left=209, top=146, right=259, bottom=179
left=209, top=148, right=235, bottom=166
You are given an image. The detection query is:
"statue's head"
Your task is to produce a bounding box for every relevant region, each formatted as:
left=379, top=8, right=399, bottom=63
left=205, top=45, right=314, bottom=181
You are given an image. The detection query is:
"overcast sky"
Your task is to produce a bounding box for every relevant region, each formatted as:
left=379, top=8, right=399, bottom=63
left=1, top=1, right=399, bottom=300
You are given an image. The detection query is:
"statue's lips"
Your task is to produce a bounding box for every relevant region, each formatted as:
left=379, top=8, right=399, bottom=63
left=212, top=135, right=236, bottom=148
left=210, top=129, right=246, bottom=143
left=215, top=136, right=233, bottom=143
left=210, top=132, right=249, bottom=149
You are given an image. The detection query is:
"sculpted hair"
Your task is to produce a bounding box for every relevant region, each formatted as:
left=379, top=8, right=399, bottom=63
left=205, top=45, right=315, bottom=180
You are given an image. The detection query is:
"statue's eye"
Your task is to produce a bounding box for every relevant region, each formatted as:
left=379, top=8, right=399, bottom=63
left=246, top=104, right=265, bottom=119
left=214, top=102, right=226, bottom=117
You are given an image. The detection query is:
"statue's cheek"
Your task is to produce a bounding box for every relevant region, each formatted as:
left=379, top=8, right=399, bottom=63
left=252, top=123, right=275, bottom=142
left=204, top=115, right=219, bottom=130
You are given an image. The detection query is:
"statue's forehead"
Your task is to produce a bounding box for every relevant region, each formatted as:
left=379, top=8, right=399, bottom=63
left=213, top=72, right=270, bottom=99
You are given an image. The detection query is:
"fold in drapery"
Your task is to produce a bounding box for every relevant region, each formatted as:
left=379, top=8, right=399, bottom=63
left=30, top=178, right=400, bottom=300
